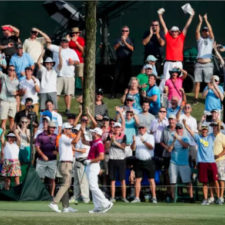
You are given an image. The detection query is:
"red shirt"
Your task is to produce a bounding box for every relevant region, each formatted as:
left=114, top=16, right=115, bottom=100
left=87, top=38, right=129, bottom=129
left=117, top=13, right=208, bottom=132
left=165, top=32, right=185, bottom=61
left=69, top=36, right=85, bottom=63
left=87, top=138, right=104, bottom=160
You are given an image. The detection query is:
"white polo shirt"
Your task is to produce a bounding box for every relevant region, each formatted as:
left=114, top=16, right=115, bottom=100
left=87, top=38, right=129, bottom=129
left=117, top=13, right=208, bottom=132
left=135, top=132, right=155, bottom=161
left=58, top=134, right=73, bottom=161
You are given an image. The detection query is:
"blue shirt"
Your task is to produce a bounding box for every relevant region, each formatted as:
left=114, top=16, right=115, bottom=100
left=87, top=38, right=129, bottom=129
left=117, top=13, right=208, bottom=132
left=131, top=92, right=142, bottom=113
left=167, top=106, right=180, bottom=117
left=194, top=133, right=215, bottom=163
left=204, top=85, right=224, bottom=111
left=147, top=85, right=161, bottom=115
left=9, top=53, right=34, bottom=81
left=170, top=135, right=189, bottom=166
left=125, top=118, right=137, bottom=145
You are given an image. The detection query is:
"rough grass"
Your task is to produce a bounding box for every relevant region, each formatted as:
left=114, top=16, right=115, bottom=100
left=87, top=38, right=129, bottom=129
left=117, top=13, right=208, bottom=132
left=0, top=201, right=225, bottom=225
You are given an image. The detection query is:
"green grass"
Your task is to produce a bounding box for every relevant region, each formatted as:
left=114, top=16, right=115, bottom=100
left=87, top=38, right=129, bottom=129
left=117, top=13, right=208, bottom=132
left=0, top=201, right=225, bottom=225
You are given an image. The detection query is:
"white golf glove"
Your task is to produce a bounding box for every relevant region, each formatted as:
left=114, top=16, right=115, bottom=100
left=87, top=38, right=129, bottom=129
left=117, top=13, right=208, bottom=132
left=84, top=160, right=91, bottom=165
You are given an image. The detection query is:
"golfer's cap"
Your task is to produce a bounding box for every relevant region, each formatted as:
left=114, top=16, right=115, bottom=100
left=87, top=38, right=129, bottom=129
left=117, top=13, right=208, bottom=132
left=170, top=26, right=180, bottom=32
left=89, top=127, right=103, bottom=136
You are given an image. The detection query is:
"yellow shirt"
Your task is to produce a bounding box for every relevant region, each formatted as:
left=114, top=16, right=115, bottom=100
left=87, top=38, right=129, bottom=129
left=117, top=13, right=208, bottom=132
left=214, top=132, right=225, bottom=161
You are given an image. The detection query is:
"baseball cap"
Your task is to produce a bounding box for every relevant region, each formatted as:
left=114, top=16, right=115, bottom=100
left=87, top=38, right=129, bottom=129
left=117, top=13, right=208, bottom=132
left=176, top=122, right=183, bottom=129
left=202, top=26, right=209, bottom=31
left=2, top=26, right=13, bottom=32
left=144, top=64, right=153, bottom=70
left=96, top=88, right=103, bottom=95
left=61, top=37, right=69, bottom=43
left=201, top=123, right=209, bottom=130
left=169, top=67, right=181, bottom=75
left=49, top=121, right=56, bottom=128
left=103, top=116, right=110, bottom=121
left=211, top=109, right=219, bottom=113
left=113, top=122, right=122, bottom=128
left=42, top=110, right=52, bottom=120
left=213, top=75, right=220, bottom=82
left=126, top=94, right=135, bottom=101
left=90, top=127, right=103, bottom=136
left=62, top=122, right=73, bottom=129
left=146, top=55, right=157, bottom=62
left=168, top=114, right=176, bottom=119
left=71, top=27, right=80, bottom=33
left=170, top=26, right=180, bottom=32
left=42, top=116, right=51, bottom=122
left=16, top=44, right=23, bottom=49
left=138, top=123, right=146, bottom=128
left=74, top=124, right=81, bottom=131
left=7, top=133, right=16, bottom=138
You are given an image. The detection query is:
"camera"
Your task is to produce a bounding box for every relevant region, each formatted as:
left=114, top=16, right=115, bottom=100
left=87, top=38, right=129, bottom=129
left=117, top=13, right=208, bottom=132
left=206, top=115, right=212, bottom=122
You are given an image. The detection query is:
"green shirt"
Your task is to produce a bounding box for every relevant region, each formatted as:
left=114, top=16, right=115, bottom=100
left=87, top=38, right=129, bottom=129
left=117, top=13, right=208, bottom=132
left=137, top=73, right=149, bottom=91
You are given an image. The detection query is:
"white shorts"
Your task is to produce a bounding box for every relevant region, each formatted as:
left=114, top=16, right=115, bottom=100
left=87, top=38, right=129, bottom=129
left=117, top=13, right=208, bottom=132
left=169, top=162, right=191, bottom=184
left=163, top=61, right=183, bottom=80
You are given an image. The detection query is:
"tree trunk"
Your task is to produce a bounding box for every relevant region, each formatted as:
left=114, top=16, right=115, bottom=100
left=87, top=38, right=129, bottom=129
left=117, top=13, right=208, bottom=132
left=83, top=1, right=97, bottom=115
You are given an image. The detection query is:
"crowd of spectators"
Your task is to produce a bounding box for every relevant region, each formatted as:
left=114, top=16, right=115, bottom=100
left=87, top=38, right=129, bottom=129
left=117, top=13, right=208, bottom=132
left=1, top=5, right=225, bottom=208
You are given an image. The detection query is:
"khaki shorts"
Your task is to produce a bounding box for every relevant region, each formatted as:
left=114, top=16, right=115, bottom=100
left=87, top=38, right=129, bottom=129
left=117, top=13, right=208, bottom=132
left=75, top=63, right=84, bottom=78
left=36, top=158, right=57, bottom=179
left=57, top=77, right=75, bottom=96
left=0, top=101, right=17, bottom=119
left=216, top=159, right=225, bottom=181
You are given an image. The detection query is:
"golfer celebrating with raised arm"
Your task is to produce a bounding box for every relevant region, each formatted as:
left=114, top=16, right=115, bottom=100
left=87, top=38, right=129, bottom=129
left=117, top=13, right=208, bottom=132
left=81, top=126, right=113, bottom=213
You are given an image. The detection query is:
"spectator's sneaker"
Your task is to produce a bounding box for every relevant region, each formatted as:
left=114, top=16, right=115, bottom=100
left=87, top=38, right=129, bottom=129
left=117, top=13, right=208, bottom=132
left=121, top=198, right=129, bottom=203
left=48, top=202, right=61, bottom=213
left=208, top=197, right=215, bottom=204
left=69, top=197, right=78, bottom=204
left=99, top=202, right=113, bottom=213
left=221, top=197, right=224, bottom=204
left=110, top=198, right=116, bottom=203
left=201, top=199, right=209, bottom=206
left=62, top=207, right=78, bottom=213
left=131, top=198, right=141, bottom=203
left=216, top=198, right=223, bottom=205
left=152, top=198, right=157, bottom=204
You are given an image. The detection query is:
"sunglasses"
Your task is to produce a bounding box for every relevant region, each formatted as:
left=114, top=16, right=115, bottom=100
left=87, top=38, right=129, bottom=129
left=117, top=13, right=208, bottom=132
left=72, top=32, right=80, bottom=34
left=81, top=119, right=88, bottom=122
left=159, top=111, right=166, bottom=113
left=152, top=24, right=159, bottom=26
left=122, top=30, right=129, bottom=32
left=138, top=127, right=145, bottom=129
left=145, top=68, right=152, bottom=70
left=8, top=69, right=15, bottom=71
left=176, top=127, right=183, bottom=129
left=21, top=121, right=28, bottom=123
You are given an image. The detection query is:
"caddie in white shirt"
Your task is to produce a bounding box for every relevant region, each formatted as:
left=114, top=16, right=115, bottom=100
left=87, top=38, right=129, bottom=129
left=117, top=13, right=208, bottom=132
left=47, top=37, right=80, bottom=114
left=131, top=123, right=157, bottom=204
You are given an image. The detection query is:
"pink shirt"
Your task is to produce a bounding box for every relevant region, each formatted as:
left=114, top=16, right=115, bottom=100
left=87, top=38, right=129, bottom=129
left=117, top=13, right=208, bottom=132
left=87, top=138, right=104, bottom=160
left=165, top=77, right=183, bottom=101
